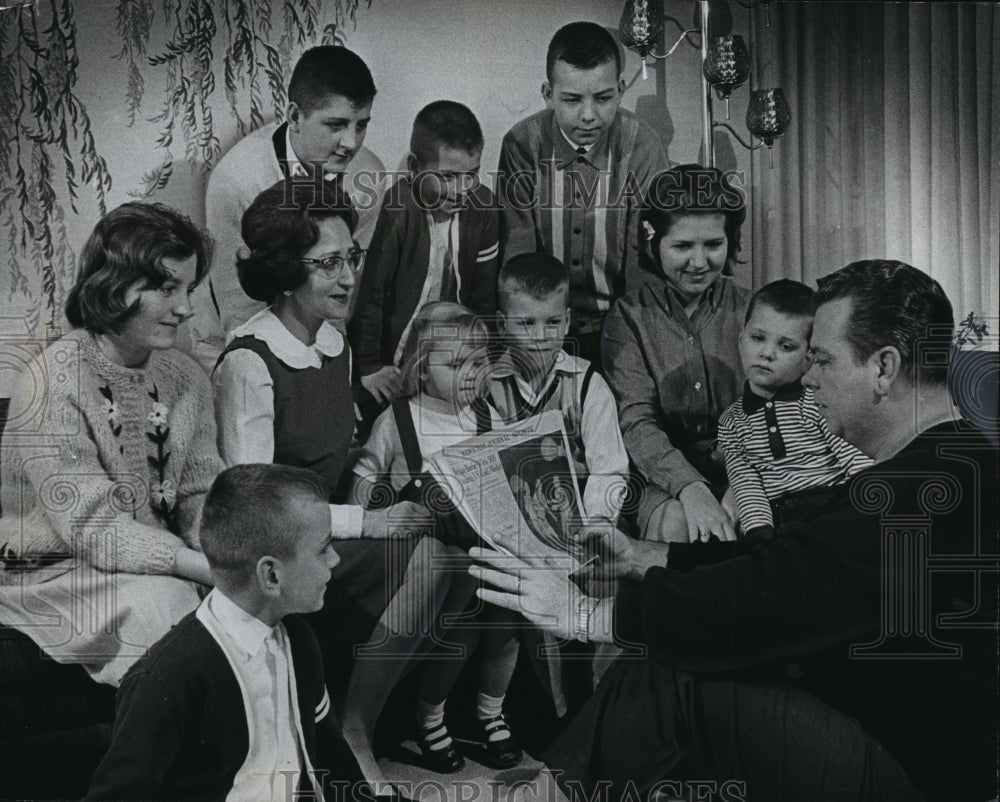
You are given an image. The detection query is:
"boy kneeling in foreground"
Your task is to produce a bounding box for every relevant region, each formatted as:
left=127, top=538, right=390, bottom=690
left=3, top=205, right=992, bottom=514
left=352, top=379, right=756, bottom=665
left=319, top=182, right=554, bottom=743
left=88, top=464, right=373, bottom=802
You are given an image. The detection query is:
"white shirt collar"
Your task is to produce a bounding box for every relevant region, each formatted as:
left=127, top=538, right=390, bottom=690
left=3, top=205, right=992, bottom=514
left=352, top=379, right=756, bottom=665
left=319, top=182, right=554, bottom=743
left=230, top=308, right=345, bottom=369
left=559, top=127, right=591, bottom=154
left=285, top=125, right=341, bottom=182
left=285, top=125, right=309, bottom=178
left=205, top=589, right=275, bottom=657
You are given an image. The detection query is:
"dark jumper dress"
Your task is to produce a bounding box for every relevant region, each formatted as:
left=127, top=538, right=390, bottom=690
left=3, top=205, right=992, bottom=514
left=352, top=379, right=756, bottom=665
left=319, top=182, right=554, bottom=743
left=217, top=336, right=418, bottom=689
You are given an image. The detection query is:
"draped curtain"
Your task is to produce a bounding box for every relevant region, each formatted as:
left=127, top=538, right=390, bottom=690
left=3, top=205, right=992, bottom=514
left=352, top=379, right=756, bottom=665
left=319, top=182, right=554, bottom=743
left=749, top=2, right=999, bottom=325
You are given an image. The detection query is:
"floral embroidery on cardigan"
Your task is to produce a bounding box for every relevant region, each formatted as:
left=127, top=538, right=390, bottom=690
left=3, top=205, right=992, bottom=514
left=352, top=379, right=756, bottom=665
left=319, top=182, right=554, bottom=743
left=99, top=384, right=124, bottom=451
left=146, top=384, right=179, bottom=532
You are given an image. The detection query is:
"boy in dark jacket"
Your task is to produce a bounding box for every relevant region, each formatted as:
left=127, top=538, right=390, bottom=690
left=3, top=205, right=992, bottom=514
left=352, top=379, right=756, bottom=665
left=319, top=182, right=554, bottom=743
left=348, top=100, right=498, bottom=431
left=87, top=464, right=370, bottom=802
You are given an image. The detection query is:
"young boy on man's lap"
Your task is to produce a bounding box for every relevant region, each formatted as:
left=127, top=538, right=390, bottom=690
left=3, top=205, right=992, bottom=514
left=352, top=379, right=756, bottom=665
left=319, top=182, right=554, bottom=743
left=719, top=280, right=872, bottom=537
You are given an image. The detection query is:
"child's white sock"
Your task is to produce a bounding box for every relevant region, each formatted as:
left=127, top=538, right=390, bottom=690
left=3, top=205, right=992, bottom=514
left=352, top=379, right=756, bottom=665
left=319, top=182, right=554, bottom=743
left=475, top=691, right=508, bottom=741
left=415, top=699, right=449, bottom=748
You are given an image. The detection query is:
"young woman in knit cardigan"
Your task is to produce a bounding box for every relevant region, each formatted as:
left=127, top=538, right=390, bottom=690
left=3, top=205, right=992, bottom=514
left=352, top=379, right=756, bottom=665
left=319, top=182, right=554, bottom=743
left=0, top=202, right=224, bottom=686
left=212, top=177, right=463, bottom=787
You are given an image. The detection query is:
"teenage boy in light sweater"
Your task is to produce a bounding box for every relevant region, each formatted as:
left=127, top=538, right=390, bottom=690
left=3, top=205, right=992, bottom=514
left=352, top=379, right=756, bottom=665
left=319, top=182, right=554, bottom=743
left=188, top=46, right=385, bottom=373
left=496, top=21, right=668, bottom=370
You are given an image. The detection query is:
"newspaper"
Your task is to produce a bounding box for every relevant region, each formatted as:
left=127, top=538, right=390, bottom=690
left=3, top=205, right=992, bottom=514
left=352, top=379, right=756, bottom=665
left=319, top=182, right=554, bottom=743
left=426, top=409, right=587, bottom=569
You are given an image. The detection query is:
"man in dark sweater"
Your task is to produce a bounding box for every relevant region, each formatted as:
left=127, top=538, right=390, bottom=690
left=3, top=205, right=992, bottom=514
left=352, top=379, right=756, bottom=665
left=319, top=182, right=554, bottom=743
left=471, top=260, right=999, bottom=802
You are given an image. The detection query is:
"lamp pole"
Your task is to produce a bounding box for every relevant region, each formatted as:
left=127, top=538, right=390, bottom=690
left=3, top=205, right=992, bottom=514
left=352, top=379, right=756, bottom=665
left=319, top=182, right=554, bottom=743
left=699, top=0, right=715, bottom=167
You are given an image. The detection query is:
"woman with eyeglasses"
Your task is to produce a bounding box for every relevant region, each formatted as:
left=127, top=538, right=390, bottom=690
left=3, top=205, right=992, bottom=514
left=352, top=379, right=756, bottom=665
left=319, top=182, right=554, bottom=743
left=212, top=177, right=460, bottom=788
left=213, top=177, right=366, bottom=483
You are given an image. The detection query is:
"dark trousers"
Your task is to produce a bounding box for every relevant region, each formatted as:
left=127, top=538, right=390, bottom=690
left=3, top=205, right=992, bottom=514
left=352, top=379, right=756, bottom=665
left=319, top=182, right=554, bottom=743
left=771, top=484, right=841, bottom=530
left=544, top=658, right=923, bottom=802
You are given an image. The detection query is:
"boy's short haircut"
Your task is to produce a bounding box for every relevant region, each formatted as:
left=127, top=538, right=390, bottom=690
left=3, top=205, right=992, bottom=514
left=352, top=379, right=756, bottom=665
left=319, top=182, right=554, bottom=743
left=498, top=252, right=569, bottom=306
left=546, top=21, right=622, bottom=82
left=288, top=46, right=377, bottom=112
left=200, top=464, right=329, bottom=577
left=745, top=279, right=816, bottom=325
left=410, top=100, right=484, bottom=167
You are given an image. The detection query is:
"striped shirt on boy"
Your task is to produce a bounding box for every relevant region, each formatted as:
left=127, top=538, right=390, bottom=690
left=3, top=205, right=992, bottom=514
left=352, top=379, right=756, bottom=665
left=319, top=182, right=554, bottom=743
left=718, top=381, right=873, bottom=537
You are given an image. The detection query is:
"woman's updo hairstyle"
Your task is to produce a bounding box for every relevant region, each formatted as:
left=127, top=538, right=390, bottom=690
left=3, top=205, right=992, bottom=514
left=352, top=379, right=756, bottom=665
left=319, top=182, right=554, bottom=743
left=237, top=177, right=357, bottom=303
left=638, top=164, right=747, bottom=276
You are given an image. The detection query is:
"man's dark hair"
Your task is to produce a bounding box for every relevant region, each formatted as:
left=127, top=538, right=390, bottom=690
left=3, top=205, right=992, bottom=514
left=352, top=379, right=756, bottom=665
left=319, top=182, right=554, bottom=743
left=498, top=252, right=569, bottom=306
left=745, top=279, right=815, bottom=325
left=410, top=100, right=484, bottom=167
left=546, top=21, right=622, bottom=83
left=200, top=464, right=329, bottom=577
left=815, top=260, right=954, bottom=386
left=288, top=46, right=376, bottom=112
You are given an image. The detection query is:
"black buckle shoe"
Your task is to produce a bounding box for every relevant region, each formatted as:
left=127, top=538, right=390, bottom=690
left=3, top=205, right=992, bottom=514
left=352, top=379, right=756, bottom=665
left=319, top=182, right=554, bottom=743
left=417, top=723, right=465, bottom=773
left=480, top=714, right=523, bottom=769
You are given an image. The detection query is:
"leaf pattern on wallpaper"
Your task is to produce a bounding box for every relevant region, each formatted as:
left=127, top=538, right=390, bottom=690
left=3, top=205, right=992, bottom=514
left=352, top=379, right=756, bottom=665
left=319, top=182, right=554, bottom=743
left=114, top=0, right=155, bottom=126
left=0, top=0, right=112, bottom=338
left=129, top=0, right=372, bottom=200
left=0, top=0, right=372, bottom=338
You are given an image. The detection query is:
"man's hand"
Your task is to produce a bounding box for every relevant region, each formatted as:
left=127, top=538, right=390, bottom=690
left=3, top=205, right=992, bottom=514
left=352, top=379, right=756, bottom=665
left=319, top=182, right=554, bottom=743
left=358, top=501, right=433, bottom=539
left=469, top=548, right=583, bottom=641
left=569, top=517, right=634, bottom=579
left=360, top=365, right=402, bottom=405
left=678, top=482, right=736, bottom=542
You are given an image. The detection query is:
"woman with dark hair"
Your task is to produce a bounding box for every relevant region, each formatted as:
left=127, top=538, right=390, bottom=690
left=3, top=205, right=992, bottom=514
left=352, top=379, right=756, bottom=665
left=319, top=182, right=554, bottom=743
left=0, top=202, right=224, bottom=685
left=212, top=177, right=461, bottom=785
left=213, top=177, right=363, bottom=487
left=604, top=164, right=749, bottom=543
left=213, top=178, right=401, bottom=653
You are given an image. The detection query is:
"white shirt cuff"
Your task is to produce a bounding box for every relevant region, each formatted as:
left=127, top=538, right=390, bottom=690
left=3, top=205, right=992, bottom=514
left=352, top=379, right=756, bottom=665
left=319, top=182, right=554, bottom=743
left=330, top=504, right=364, bottom=539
